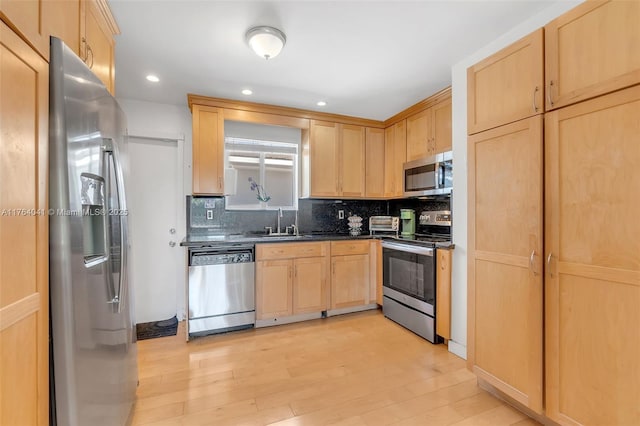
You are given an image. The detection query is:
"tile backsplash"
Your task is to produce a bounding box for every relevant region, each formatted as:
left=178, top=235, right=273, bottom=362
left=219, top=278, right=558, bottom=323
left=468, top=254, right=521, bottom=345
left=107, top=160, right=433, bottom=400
left=187, top=196, right=451, bottom=236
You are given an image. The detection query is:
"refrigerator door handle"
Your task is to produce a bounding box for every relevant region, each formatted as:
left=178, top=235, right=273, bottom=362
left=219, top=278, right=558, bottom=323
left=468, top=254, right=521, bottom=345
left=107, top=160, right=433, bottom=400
left=102, top=138, right=128, bottom=313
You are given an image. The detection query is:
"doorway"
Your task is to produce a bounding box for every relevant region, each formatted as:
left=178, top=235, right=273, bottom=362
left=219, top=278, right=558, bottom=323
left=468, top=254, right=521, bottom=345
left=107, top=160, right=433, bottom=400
left=127, top=135, right=184, bottom=324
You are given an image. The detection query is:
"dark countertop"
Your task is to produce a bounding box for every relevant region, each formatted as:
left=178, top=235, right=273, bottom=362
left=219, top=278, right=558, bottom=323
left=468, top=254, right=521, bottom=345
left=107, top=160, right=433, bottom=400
left=180, top=233, right=376, bottom=248
left=181, top=233, right=455, bottom=249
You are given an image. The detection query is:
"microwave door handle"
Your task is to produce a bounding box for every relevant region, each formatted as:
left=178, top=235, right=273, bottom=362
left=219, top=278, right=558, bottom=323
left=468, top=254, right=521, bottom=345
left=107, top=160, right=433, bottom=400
left=439, top=163, right=445, bottom=188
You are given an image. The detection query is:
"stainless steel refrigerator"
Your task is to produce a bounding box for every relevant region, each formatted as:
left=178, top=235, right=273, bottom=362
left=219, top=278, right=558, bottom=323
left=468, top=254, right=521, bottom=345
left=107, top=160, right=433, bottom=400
left=49, top=37, right=138, bottom=426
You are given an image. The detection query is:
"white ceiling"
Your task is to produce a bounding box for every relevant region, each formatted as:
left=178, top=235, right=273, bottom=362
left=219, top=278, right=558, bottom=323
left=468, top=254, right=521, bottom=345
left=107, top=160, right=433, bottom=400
left=110, top=0, right=559, bottom=121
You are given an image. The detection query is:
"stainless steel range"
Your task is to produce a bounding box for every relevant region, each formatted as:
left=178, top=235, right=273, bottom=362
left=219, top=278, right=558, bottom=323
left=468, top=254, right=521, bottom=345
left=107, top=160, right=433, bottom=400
left=381, top=210, right=451, bottom=343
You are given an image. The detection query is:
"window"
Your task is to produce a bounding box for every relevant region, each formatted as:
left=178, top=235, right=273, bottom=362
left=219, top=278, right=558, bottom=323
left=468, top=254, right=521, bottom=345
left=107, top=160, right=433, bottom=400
left=224, top=137, right=298, bottom=210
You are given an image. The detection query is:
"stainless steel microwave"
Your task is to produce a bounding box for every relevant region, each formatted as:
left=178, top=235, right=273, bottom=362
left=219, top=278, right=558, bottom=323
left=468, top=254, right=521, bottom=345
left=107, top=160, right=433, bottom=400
left=403, top=151, right=452, bottom=197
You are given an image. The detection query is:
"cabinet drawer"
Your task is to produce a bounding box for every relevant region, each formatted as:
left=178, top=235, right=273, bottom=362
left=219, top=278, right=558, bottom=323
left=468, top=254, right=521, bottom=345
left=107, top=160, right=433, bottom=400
left=256, top=242, right=328, bottom=260
left=330, top=240, right=370, bottom=256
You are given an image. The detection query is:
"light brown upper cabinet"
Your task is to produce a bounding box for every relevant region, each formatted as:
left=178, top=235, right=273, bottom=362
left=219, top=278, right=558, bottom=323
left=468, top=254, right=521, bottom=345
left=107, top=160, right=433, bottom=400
left=0, top=20, right=50, bottom=426
left=468, top=115, right=544, bottom=414
left=406, top=109, right=431, bottom=161
left=43, top=0, right=81, bottom=57
left=545, top=0, right=640, bottom=111
left=544, top=85, right=640, bottom=426
left=310, top=120, right=365, bottom=198
left=191, top=104, right=224, bottom=195
left=467, top=29, right=544, bottom=135
left=365, top=127, right=385, bottom=198
left=0, top=0, right=49, bottom=59
left=384, top=120, right=406, bottom=198
left=82, top=0, right=118, bottom=95
left=406, top=97, right=452, bottom=161
left=432, top=97, right=452, bottom=153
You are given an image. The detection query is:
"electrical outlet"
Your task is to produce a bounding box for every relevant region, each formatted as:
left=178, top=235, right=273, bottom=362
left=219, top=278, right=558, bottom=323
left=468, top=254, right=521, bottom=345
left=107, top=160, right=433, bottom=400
left=338, top=210, right=344, bottom=219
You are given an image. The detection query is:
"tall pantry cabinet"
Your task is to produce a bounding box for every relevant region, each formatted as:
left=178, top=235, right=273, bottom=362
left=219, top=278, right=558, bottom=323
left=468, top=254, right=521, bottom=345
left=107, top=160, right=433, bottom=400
left=467, top=1, right=640, bottom=424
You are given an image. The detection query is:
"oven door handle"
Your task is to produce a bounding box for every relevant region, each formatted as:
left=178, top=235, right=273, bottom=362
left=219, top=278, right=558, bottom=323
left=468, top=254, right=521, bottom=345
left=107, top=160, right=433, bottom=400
left=381, top=241, right=434, bottom=256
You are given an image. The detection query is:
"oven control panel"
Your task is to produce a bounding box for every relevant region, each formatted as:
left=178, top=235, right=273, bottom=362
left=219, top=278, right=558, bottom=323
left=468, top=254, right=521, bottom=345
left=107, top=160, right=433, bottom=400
left=419, top=210, right=451, bottom=226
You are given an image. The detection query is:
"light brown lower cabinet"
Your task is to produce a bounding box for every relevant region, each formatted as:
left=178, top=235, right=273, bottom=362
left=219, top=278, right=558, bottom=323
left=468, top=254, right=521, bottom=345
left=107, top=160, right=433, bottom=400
left=436, top=248, right=452, bottom=340
left=330, top=241, right=371, bottom=309
left=256, top=259, right=293, bottom=319
left=468, top=115, right=544, bottom=413
left=292, top=257, right=329, bottom=315
left=256, top=242, right=329, bottom=322
left=544, top=85, right=640, bottom=426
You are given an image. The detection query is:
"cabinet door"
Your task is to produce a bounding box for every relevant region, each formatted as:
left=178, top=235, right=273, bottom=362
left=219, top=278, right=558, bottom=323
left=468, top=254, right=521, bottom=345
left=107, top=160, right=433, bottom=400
left=83, top=0, right=116, bottom=94
left=192, top=105, right=224, bottom=195
left=365, top=127, right=385, bottom=198
left=384, top=120, right=408, bottom=198
left=293, top=257, right=328, bottom=315
left=43, top=0, right=82, bottom=57
left=433, top=98, right=452, bottom=154
left=436, top=249, right=451, bottom=339
left=545, top=0, right=640, bottom=111
left=0, top=0, right=49, bottom=58
left=406, top=109, right=431, bottom=161
left=310, top=120, right=339, bottom=197
left=0, top=22, right=49, bottom=426
left=467, top=29, right=543, bottom=134
left=393, top=120, right=406, bottom=197
left=340, top=124, right=365, bottom=198
left=256, top=260, right=293, bottom=320
left=331, top=255, right=370, bottom=309
left=384, top=125, right=396, bottom=197
left=468, top=116, right=543, bottom=413
left=545, top=86, right=640, bottom=426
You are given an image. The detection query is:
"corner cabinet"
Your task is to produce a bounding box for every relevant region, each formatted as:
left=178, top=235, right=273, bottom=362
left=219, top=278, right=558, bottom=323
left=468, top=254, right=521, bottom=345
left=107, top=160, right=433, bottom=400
left=467, top=28, right=544, bottom=134
left=310, top=121, right=365, bottom=198
left=544, top=85, right=640, bottom=426
left=0, top=20, right=50, bottom=426
left=384, top=120, right=406, bottom=198
left=467, top=115, right=544, bottom=413
left=545, top=0, right=640, bottom=111
left=191, top=104, right=224, bottom=195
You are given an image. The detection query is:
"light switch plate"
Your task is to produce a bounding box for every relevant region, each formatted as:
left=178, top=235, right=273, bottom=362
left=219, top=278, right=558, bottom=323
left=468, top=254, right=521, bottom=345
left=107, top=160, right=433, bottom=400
left=206, top=210, right=214, bottom=220
left=338, top=210, right=344, bottom=219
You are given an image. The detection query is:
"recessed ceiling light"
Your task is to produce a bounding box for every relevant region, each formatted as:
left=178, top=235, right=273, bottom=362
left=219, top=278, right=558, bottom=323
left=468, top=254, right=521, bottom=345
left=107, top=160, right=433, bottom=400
left=146, top=75, right=159, bottom=83
left=317, top=101, right=327, bottom=107
left=242, top=89, right=253, bottom=95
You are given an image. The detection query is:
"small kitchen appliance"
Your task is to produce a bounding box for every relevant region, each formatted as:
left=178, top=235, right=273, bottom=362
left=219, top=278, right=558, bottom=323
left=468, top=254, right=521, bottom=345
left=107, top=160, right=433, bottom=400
left=369, top=216, right=399, bottom=237
left=400, top=209, right=416, bottom=237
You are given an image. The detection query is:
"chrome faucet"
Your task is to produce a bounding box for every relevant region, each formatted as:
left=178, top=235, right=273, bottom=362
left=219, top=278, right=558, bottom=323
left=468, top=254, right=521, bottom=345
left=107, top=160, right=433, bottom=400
left=277, top=208, right=283, bottom=234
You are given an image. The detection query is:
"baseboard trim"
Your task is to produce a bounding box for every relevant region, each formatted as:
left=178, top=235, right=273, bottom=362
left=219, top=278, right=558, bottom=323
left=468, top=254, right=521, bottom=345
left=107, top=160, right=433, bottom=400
left=448, top=340, right=467, bottom=359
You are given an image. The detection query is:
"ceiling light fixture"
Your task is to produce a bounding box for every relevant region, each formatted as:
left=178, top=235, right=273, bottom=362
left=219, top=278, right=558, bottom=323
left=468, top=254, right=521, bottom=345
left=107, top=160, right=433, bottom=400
left=146, top=75, right=159, bottom=82
left=241, top=89, right=253, bottom=95
left=317, top=101, right=327, bottom=106
left=245, top=26, right=286, bottom=60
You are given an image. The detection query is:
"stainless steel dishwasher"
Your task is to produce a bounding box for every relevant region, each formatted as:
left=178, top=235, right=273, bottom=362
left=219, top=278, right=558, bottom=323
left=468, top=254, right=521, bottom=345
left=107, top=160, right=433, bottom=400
left=187, top=244, right=255, bottom=337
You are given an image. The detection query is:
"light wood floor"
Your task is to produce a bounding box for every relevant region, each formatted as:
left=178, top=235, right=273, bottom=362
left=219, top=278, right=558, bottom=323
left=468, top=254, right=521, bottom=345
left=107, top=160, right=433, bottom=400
left=132, top=310, right=539, bottom=426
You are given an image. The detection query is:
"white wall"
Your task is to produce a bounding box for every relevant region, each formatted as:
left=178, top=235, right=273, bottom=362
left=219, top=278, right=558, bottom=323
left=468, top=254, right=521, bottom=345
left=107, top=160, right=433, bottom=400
left=118, top=98, right=193, bottom=322
left=448, top=1, right=583, bottom=359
